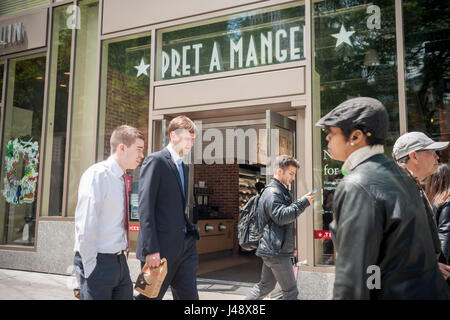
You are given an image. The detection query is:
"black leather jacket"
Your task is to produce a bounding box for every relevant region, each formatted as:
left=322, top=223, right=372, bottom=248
left=256, top=178, right=310, bottom=259
left=435, top=199, right=450, bottom=264
left=331, top=154, right=450, bottom=300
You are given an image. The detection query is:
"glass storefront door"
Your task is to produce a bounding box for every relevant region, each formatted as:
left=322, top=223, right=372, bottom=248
left=152, top=110, right=297, bottom=284
left=265, top=110, right=297, bottom=268
left=0, top=54, right=46, bottom=246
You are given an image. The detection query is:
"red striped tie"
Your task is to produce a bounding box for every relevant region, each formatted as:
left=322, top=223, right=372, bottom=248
left=122, top=173, right=130, bottom=259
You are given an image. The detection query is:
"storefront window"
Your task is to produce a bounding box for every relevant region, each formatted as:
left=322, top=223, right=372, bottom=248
left=0, top=54, right=46, bottom=246
left=0, top=62, right=3, bottom=102
left=66, top=0, right=99, bottom=217
left=312, top=1, right=400, bottom=266
left=155, top=1, right=305, bottom=81
left=41, top=4, right=72, bottom=217
left=403, top=0, right=450, bottom=164
left=98, top=33, right=150, bottom=251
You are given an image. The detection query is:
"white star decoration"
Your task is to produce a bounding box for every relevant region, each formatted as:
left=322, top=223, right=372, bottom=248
left=332, top=24, right=355, bottom=48
left=134, top=57, right=150, bottom=77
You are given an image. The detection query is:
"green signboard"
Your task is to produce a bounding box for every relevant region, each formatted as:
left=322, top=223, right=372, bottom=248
left=156, top=3, right=305, bottom=80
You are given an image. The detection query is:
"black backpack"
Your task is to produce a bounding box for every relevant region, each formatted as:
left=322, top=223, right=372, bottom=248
left=238, top=187, right=269, bottom=250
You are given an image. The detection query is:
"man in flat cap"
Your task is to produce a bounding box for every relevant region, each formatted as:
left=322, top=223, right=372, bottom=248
left=393, top=132, right=450, bottom=282
left=316, top=97, right=449, bottom=299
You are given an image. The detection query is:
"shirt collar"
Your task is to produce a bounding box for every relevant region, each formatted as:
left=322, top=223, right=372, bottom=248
left=271, top=178, right=290, bottom=193
left=106, top=156, right=125, bottom=178
left=167, top=143, right=182, bottom=164
left=342, top=145, right=384, bottom=173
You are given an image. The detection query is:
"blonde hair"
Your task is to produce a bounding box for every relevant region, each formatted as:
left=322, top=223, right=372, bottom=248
left=167, top=116, right=196, bottom=136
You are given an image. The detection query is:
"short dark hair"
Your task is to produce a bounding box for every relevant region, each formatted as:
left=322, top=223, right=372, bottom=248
left=110, top=125, right=145, bottom=153
left=341, top=125, right=385, bottom=146
left=274, top=155, right=300, bottom=172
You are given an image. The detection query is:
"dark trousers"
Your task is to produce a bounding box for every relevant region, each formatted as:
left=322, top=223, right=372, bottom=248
left=74, top=251, right=133, bottom=300
left=137, top=233, right=199, bottom=300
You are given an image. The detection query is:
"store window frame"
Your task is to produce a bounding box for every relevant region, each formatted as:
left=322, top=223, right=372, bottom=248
left=0, top=60, right=6, bottom=157
left=0, top=0, right=85, bottom=251
left=97, top=31, right=152, bottom=163
left=0, top=49, right=48, bottom=251
left=36, top=2, right=76, bottom=221
left=306, top=0, right=409, bottom=270
left=39, top=2, right=76, bottom=220
left=38, top=0, right=102, bottom=220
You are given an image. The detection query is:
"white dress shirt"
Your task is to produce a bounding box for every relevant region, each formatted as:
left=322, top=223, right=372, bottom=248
left=74, top=156, right=127, bottom=278
left=167, top=143, right=183, bottom=165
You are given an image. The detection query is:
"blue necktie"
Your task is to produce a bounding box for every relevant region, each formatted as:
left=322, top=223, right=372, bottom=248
left=177, top=160, right=184, bottom=193
left=177, top=159, right=187, bottom=233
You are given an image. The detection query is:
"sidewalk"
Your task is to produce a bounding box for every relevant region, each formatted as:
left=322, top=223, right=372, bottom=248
left=0, top=268, right=251, bottom=300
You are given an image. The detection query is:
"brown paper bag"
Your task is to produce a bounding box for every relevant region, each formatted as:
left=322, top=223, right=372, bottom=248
left=134, top=258, right=168, bottom=298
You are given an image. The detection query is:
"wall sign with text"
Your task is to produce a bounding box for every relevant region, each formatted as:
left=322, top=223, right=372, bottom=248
left=156, top=3, right=305, bottom=81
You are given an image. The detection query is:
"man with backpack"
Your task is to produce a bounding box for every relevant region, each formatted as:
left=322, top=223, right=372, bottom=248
left=245, top=155, right=315, bottom=300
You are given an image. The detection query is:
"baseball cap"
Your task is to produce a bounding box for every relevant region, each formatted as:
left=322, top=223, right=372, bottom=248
left=315, top=97, right=389, bottom=140
left=392, top=132, right=449, bottom=161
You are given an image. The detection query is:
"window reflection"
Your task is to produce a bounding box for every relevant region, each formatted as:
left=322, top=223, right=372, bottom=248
left=404, top=0, right=450, bottom=164
left=66, top=0, right=99, bottom=217
left=0, top=63, right=3, bottom=102
left=0, top=54, right=46, bottom=246
left=98, top=33, right=151, bottom=252
left=41, top=4, right=72, bottom=217
left=312, top=0, right=399, bottom=266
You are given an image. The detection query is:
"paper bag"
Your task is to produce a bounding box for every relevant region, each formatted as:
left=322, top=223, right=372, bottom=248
left=134, top=258, right=168, bottom=298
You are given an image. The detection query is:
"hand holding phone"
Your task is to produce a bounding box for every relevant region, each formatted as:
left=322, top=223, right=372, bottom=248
left=304, top=188, right=318, bottom=205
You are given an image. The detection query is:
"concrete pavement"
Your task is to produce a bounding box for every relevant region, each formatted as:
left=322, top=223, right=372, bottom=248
left=0, top=268, right=252, bottom=300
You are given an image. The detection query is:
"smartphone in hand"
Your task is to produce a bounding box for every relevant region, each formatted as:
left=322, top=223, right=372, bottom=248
left=308, top=188, right=318, bottom=195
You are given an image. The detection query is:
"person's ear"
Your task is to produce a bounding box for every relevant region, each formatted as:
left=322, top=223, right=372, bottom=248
left=350, top=129, right=365, bottom=146
left=276, top=167, right=283, bottom=176
left=118, top=143, right=126, bottom=153
left=169, top=130, right=180, bottom=143
left=408, top=151, right=419, bottom=162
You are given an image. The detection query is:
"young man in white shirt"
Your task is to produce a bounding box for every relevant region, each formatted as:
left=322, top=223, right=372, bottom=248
left=73, top=125, right=145, bottom=300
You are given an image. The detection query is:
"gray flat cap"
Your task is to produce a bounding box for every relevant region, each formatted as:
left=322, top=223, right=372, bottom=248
left=315, top=97, right=389, bottom=140
left=392, top=131, right=449, bottom=161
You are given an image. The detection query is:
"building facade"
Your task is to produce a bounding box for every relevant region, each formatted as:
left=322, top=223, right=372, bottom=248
left=0, top=0, right=448, bottom=299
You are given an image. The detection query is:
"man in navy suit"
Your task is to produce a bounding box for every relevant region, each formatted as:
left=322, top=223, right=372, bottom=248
left=136, top=115, right=200, bottom=300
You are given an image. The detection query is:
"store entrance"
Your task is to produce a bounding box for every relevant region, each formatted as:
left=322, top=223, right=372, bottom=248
left=171, top=110, right=297, bottom=285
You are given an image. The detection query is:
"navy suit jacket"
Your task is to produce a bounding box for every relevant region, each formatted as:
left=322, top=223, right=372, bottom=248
left=136, top=147, right=198, bottom=262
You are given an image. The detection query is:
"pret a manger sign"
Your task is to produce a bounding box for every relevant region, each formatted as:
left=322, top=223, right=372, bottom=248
left=157, top=5, right=306, bottom=80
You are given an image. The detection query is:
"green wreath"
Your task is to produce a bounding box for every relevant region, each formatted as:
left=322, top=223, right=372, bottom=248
left=3, top=138, right=39, bottom=205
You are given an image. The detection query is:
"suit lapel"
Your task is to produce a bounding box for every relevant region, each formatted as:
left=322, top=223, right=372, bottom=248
left=163, top=148, right=186, bottom=202
left=183, top=163, right=189, bottom=200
